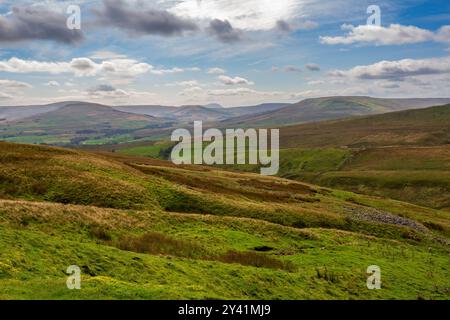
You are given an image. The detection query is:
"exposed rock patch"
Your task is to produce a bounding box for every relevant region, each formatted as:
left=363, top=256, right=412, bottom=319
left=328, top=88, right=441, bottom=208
left=344, top=206, right=428, bottom=233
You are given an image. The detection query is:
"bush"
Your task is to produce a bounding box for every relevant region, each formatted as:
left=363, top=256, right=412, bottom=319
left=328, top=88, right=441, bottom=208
left=89, top=225, right=112, bottom=241
left=315, top=267, right=338, bottom=283
left=116, top=232, right=204, bottom=258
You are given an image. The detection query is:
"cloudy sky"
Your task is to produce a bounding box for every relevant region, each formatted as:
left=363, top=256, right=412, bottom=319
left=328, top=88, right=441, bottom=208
left=0, top=0, right=449, bottom=107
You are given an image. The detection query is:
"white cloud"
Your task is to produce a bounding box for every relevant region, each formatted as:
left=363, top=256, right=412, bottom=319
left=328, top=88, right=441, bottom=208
left=0, top=91, right=13, bottom=100
left=177, top=84, right=286, bottom=103
left=89, top=50, right=128, bottom=60
left=436, top=26, right=450, bottom=43
left=87, top=84, right=130, bottom=99
left=101, top=58, right=153, bottom=77
left=56, top=84, right=157, bottom=103
left=0, top=57, right=198, bottom=79
left=305, top=63, right=320, bottom=71
left=166, top=80, right=201, bottom=87
left=307, top=80, right=324, bottom=85
left=0, top=57, right=70, bottom=74
left=179, top=86, right=204, bottom=96
left=207, top=67, right=226, bottom=74
left=171, top=0, right=306, bottom=31
left=329, top=56, right=450, bottom=80
left=44, top=80, right=60, bottom=87
left=208, top=87, right=281, bottom=96
left=0, top=79, right=32, bottom=89
left=320, top=24, right=450, bottom=46
left=151, top=66, right=200, bottom=75
left=377, top=81, right=400, bottom=89
left=218, top=75, right=254, bottom=85
left=272, top=65, right=302, bottom=73
left=149, top=67, right=183, bottom=75
left=299, top=56, right=450, bottom=99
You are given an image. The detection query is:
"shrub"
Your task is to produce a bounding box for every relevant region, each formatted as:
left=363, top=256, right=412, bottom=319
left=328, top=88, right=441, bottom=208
left=423, top=221, right=444, bottom=231
left=315, top=267, right=338, bottom=283
left=116, top=232, right=204, bottom=258
left=89, top=225, right=112, bottom=241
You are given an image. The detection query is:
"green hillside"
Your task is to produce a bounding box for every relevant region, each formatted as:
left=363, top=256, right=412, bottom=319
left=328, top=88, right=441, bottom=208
left=221, top=97, right=450, bottom=128
left=280, top=104, right=450, bottom=148
left=100, top=104, right=450, bottom=211
left=218, top=105, right=450, bottom=210
left=0, top=142, right=449, bottom=299
left=0, top=103, right=171, bottom=146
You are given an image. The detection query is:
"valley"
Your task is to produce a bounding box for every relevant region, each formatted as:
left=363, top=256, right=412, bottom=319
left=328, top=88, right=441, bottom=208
left=213, top=104, right=450, bottom=210
left=1, top=0, right=449, bottom=303
left=2, top=97, right=449, bottom=147
left=1, top=97, right=450, bottom=300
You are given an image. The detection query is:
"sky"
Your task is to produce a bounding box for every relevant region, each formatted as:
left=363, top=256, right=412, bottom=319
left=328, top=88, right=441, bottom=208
left=0, top=0, right=449, bottom=107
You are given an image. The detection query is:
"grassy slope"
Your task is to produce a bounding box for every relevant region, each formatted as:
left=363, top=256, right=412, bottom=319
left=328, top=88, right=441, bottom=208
left=220, top=97, right=450, bottom=128
left=1, top=200, right=449, bottom=300
left=280, top=105, right=450, bottom=210
left=280, top=104, right=450, bottom=149
left=0, top=103, right=167, bottom=146
left=86, top=104, right=450, bottom=211
left=0, top=142, right=449, bottom=299
left=219, top=105, right=450, bottom=210
left=117, top=141, right=174, bottom=159
left=230, top=146, right=450, bottom=211
left=312, top=147, right=450, bottom=210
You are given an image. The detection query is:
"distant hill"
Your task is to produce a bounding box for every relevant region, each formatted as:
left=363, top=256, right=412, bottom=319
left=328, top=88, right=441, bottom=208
left=0, top=101, right=289, bottom=145
left=173, top=105, right=230, bottom=122
left=3, top=98, right=450, bottom=147
left=114, top=102, right=289, bottom=122
left=114, top=105, right=228, bottom=122
left=273, top=104, right=450, bottom=210
left=11, top=102, right=160, bottom=131
left=204, top=103, right=224, bottom=109
left=113, top=105, right=178, bottom=119
left=0, top=101, right=83, bottom=122
left=221, top=97, right=450, bottom=128
left=280, top=103, right=450, bottom=148
left=0, top=102, right=169, bottom=145
left=217, top=104, right=450, bottom=210
left=225, top=103, right=289, bottom=118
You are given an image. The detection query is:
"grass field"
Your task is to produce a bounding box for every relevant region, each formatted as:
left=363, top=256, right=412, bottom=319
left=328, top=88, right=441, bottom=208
left=215, top=146, right=450, bottom=211
left=117, top=142, right=174, bottom=159
left=207, top=105, right=450, bottom=211
left=279, top=104, right=450, bottom=149
left=0, top=142, right=449, bottom=299
left=0, top=103, right=173, bottom=147
left=2, top=134, right=75, bottom=145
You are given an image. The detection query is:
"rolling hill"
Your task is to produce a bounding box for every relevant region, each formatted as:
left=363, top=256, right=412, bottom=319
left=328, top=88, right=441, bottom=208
left=220, top=104, right=450, bottom=211
left=113, top=102, right=288, bottom=122
left=223, top=103, right=289, bottom=117
left=204, top=103, right=224, bottom=109
left=0, top=102, right=171, bottom=146
left=0, top=102, right=82, bottom=122
left=0, top=142, right=449, bottom=299
left=280, top=103, right=450, bottom=148
left=112, top=105, right=178, bottom=119
left=171, top=105, right=231, bottom=122
left=114, top=104, right=232, bottom=122
left=4, top=97, right=447, bottom=148
left=221, top=97, right=450, bottom=128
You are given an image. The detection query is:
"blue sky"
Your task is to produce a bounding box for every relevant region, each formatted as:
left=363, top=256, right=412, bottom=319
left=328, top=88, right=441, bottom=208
left=0, top=0, right=449, bottom=107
